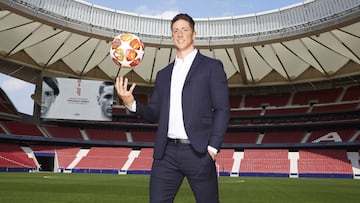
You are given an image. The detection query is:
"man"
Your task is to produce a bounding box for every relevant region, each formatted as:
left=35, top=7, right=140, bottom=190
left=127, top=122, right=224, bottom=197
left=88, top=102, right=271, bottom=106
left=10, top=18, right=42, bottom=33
left=116, top=13, right=230, bottom=203
left=97, top=81, right=114, bottom=120
left=41, top=77, right=59, bottom=117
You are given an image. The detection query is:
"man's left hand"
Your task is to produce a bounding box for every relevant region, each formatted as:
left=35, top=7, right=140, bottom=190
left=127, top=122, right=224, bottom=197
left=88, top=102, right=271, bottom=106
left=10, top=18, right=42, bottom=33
left=208, top=150, right=216, bottom=161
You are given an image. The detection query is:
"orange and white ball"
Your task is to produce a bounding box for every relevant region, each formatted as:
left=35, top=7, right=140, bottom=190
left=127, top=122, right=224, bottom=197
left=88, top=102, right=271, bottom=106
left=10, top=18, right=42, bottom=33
left=110, top=33, right=145, bottom=68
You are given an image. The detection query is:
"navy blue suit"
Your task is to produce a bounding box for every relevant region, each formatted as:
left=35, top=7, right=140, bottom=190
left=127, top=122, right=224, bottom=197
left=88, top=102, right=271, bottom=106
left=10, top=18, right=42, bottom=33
left=136, top=51, right=230, bottom=203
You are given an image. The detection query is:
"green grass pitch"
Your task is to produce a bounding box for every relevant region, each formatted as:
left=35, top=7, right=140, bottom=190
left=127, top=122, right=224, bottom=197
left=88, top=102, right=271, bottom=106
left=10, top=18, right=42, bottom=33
left=0, top=172, right=359, bottom=203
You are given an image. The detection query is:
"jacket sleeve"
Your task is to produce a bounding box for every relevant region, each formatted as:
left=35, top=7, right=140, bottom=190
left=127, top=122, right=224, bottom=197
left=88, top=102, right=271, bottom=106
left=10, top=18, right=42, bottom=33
left=208, top=59, right=230, bottom=151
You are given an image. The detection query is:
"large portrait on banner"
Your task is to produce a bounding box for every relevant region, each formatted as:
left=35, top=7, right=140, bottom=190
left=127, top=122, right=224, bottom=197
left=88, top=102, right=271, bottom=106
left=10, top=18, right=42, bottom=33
left=40, top=77, right=114, bottom=121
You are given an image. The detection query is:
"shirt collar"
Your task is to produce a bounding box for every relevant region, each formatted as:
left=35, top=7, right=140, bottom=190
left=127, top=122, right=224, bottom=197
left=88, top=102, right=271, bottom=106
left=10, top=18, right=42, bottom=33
left=175, top=49, right=198, bottom=64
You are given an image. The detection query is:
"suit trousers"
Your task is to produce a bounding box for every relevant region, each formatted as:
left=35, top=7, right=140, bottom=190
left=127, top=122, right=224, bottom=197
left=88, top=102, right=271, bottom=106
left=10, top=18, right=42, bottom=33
left=149, top=142, right=219, bottom=203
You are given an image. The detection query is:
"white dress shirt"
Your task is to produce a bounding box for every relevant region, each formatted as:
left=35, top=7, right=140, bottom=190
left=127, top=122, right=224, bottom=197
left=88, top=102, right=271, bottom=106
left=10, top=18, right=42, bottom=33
left=167, top=49, right=197, bottom=139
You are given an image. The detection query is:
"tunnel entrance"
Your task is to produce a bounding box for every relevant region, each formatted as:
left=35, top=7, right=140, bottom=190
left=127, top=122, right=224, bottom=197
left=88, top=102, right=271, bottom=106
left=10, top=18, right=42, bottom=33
left=34, top=152, right=55, bottom=172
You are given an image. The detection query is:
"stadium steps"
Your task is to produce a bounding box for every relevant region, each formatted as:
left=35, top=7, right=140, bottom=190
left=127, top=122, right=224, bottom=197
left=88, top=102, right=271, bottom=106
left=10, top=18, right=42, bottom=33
left=125, top=131, right=133, bottom=142
left=37, top=126, right=51, bottom=138
left=66, top=148, right=90, bottom=169
left=347, top=152, right=360, bottom=179
left=80, top=129, right=89, bottom=140
left=349, top=130, right=360, bottom=142
left=230, top=151, right=243, bottom=177
left=300, top=132, right=312, bottom=143
left=120, top=150, right=140, bottom=173
left=256, top=133, right=264, bottom=144
left=55, top=147, right=81, bottom=170
left=21, top=146, right=40, bottom=169
left=127, top=148, right=154, bottom=174
left=288, top=152, right=299, bottom=178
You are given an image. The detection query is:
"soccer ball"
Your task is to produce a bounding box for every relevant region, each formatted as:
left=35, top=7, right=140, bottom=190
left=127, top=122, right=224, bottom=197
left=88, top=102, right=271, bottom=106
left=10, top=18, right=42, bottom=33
left=110, top=33, right=145, bottom=68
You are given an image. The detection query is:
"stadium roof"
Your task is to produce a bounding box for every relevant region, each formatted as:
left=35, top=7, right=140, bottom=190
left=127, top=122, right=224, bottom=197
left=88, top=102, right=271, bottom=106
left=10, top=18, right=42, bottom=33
left=0, top=0, right=360, bottom=94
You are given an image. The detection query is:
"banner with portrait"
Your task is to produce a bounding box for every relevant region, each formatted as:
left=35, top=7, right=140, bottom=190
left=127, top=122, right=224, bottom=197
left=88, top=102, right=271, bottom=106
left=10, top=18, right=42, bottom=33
left=40, top=77, right=114, bottom=121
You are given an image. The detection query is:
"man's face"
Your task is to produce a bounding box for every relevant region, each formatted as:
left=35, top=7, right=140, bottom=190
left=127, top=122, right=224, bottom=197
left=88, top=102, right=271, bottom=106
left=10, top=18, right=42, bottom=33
left=171, top=19, right=196, bottom=52
left=41, top=82, right=56, bottom=115
left=98, top=85, right=114, bottom=118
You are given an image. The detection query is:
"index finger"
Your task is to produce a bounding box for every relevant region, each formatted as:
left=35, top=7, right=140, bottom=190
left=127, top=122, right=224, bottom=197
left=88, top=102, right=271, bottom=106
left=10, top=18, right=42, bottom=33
left=115, top=76, right=122, bottom=92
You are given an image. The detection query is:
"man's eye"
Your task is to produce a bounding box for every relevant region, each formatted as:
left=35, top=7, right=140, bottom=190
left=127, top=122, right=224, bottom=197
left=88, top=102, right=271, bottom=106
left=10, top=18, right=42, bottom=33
left=45, top=92, right=53, bottom=96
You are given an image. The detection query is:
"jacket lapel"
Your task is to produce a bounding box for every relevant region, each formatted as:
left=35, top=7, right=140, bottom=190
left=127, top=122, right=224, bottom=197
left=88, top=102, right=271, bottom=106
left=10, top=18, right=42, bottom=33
left=164, top=62, right=174, bottom=117
left=184, top=52, right=202, bottom=85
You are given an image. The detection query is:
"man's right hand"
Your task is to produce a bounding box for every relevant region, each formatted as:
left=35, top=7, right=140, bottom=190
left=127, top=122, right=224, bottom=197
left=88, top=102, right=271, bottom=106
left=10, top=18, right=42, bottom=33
left=115, top=76, right=136, bottom=108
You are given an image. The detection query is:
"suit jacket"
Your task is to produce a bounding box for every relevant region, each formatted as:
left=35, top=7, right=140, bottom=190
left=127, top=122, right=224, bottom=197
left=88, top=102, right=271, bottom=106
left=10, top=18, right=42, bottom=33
left=136, top=51, right=230, bottom=159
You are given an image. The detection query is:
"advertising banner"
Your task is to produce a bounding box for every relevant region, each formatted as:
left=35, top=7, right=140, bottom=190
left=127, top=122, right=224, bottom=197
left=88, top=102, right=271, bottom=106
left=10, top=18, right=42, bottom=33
left=40, top=77, right=114, bottom=121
